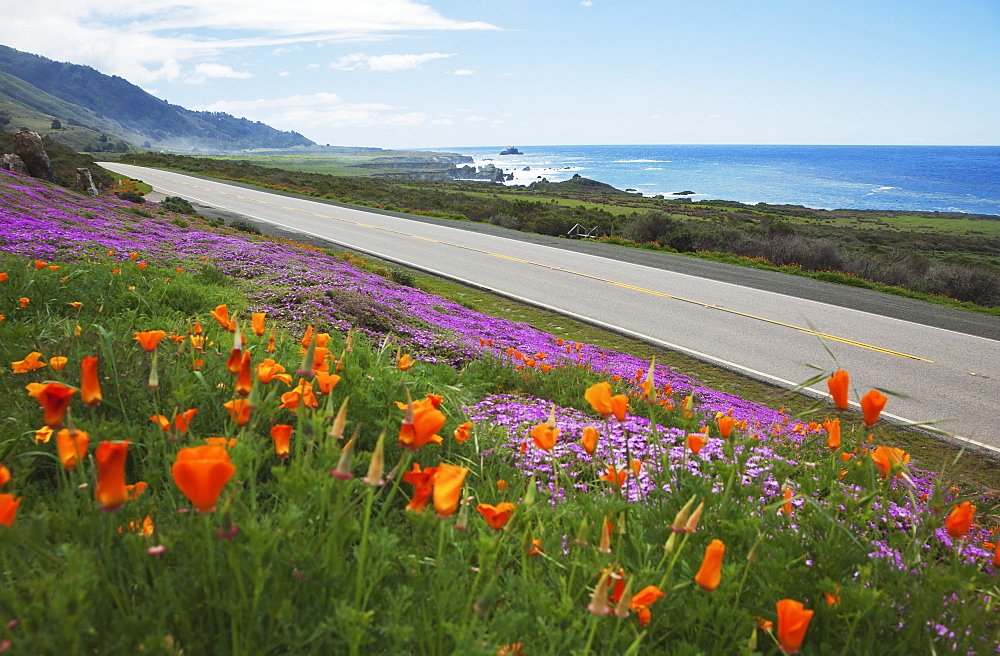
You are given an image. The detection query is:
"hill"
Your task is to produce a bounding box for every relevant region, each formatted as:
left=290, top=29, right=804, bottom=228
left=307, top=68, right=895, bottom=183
left=0, top=44, right=314, bottom=153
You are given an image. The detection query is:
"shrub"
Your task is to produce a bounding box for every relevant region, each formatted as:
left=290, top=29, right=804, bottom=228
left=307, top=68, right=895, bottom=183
left=229, top=218, right=262, bottom=235
left=161, top=196, right=199, bottom=216
left=116, top=191, right=146, bottom=204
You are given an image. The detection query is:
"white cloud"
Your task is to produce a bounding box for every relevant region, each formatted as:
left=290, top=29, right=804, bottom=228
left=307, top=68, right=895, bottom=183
left=1, top=1, right=496, bottom=85
left=196, top=92, right=431, bottom=130
left=581, top=1, right=593, bottom=5
left=330, top=52, right=456, bottom=72
left=465, top=116, right=488, bottom=122
left=278, top=71, right=290, bottom=77
left=451, top=69, right=475, bottom=76
left=188, top=63, right=253, bottom=83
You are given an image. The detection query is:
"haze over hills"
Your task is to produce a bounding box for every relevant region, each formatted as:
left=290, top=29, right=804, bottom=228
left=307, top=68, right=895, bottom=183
left=0, top=44, right=314, bottom=153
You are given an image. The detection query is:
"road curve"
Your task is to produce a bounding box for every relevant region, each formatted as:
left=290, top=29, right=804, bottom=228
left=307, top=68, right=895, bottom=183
left=101, top=163, right=1000, bottom=450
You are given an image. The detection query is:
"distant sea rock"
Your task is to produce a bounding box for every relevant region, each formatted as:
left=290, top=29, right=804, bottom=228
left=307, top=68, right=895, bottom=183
left=499, top=146, right=523, bottom=155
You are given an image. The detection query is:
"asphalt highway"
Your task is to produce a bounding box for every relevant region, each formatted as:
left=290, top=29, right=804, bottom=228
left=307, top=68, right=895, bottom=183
left=101, top=163, right=1000, bottom=450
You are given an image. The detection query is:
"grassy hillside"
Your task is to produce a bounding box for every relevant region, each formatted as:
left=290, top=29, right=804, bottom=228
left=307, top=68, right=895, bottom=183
left=1, top=169, right=998, bottom=653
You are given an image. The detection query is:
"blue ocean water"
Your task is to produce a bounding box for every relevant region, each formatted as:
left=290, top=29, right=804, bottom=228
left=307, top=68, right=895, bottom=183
left=442, top=145, right=1000, bottom=217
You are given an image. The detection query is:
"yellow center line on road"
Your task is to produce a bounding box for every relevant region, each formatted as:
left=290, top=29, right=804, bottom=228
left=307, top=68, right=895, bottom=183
left=164, top=173, right=934, bottom=362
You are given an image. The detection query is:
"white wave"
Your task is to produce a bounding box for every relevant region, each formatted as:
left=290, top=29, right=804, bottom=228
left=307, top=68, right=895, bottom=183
left=643, top=167, right=664, bottom=170
left=613, top=159, right=664, bottom=163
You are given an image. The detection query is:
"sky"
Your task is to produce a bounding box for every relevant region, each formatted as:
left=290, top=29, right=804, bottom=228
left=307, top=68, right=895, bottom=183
left=2, top=0, right=999, bottom=149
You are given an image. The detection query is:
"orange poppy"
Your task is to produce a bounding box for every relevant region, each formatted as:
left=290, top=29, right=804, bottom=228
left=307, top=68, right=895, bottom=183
left=775, top=599, right=814, bottom=654
left=945, top=501, right=976, bottom=538
left=0, top=494, right=22, bottom=527
left=693, top=539, right=725, bottom=592
left=257, top=358, right=292, bottom=385
left=35, top=382, right=77, bottom=427
left=397, top=353, right=415, bottom=371
left=34, top=425, right=53, bottom=444
left=314, top=370, right=340, bottom=395
left=717, top=415, right=734, bottom=439
left=174, top=408, right=198, bottom=434
left=433, top=463, right=468, bottom=518
left=581, top=426, right=598, bottom=455
left=18, top=297, right=29, bottom=308
left=827, top=370, right=850, bottom=410
left=871, top=445, right=910, bottom=478
left=150, top=415, right=172, bottom=431
left=80, top=356, right=102, bottom=407
left=0, top=272, right=7, bottom=282
left=205, top=437, right=237, bottom=449
left=687, top=433, right=706, bottom=455
left=599, top=465, right=627, bottom=490
left=270, top=424, right=293, bottom=458
left=0, top=463, right=10, bottom=488
left=34, top=259, right=47, bottom=269
left=235, top=352, right=253, bottom=397
left=454, top=420, right=473, bottom=443
left=48, top=356, right=68, bottom=372
left=56, top=428, right=90, bottom=470
left=251, top=312, right=266, bottom=336
left=223, top=398, right=251, bottom=426
left=397, top=394, right=446, bottom=451
left=476, top=502, right=517, bottom=529
left=266, top=331, right=276, bottom=353
left=630, top=585, right=665, bottom=627
left=225, top=346, right=243, bottom=375
left=279, top=378, right=319, bottom=411
left=823, top=418, right=841, bottom=450
left=171, top=445, right=237, bottom=513
left=860, top=389, right=888, bottom=427
left=95, top=441, right=130, bottom=511
left=530, top=422, right=559, bottom=450
left=11, top=351, right=47, bottom=374
left=210, top=304, right=232, bottom=331
left=134, top=330, right=166, bottom=352
left=403, top=463, right=438, bottom=513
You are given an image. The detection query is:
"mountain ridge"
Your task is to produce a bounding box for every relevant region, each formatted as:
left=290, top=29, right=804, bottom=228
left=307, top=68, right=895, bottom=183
left=0, top=44, right=314, bottom=153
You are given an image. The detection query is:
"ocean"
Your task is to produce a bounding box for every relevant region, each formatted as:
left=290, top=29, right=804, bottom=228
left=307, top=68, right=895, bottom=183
left=441, top=145, right=1000, bottom=217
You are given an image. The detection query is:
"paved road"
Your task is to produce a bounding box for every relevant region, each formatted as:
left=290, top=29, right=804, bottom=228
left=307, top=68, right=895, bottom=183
left=103, top=163, right=1000, bottom=450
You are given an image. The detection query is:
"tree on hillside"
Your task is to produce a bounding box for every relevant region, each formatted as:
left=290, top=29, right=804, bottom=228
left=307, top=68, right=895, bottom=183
left=50, top=118, right=62, bottom=129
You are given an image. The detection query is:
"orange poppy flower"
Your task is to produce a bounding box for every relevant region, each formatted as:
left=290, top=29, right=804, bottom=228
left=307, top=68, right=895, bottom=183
left=599, top=465, right=627, bottom=490
left=433, top=463, right=468, bottom=518
left=827, top=370, right=850, bottom=410
left=476, top=502, right=517, bottom=529
left=270, top=424, right=293, bottom=458
left=34, top=425, right=53, bottom=443
left=823, top=418, right=841, bottom=450
left=860, top=389, right=888, bottom=427
left=279, top=378, right=319, bottom=411
left=871, top=445, right=910, bottom=478
left=35, top=382, right=77, bottom=427
left=80, top=356, right=102, bottom=407
left=250, top=312, right=266, bottom=336
left=0, top=463, right=10, bottom=488
left=171, top=445, right=237, bottom=513
left=824, top=584, right=841, bottom=607
left=0, top=494, right=22, bottom=527
left=34, top=259, right=47, bottom=269
left=314, top=370, right=341, bottom=395
left=174, top=408, right=198, bottom=434
left=717, top=415, right=734, bottom=439
left=781, top=488, right=793, bottom=516
left=687, top=433, right=706, bottom=455
left=223, top=398, right=251, bottom=426
left=134, top=330, right=166, bottom=352
left=11, top=351, right=47, bottom=374
left=0, top=272, right=7, bottom=282
left=402, top=463, right=438, bottom=513
left=150, top=414, right=172, bottom=431
left=581, top=425, right=598, bottom=455
left=397, top=394, right=446, bottom=451
left=775, top=599, right=814, bottom=654
left=95, top=441, right=130, bottom=511
left=529, top=422, right=559, bottom=450
left=397, top=353, right=415, bottom=371
left=205, top=437, right=237, bottom=449
left=56, top=428, right=90, bottom=470
left=266, top=331, right=276, bottom=353
left=454, top=420, right=473, bottom=443
left=235, top=352, right=253, bottom=397
left=256, top=358, right=292, bottom=385
left=48, top=356, right=68, bottom=372
left=210, top=304, right=231, bottom=331
left=693, top=538, right=725, bottom=592
left=18, top=297, right=29, bottom=308
left=946, top=501, right=976, bottom=538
